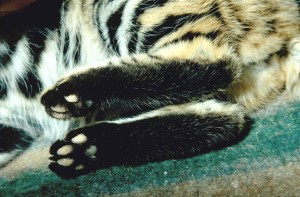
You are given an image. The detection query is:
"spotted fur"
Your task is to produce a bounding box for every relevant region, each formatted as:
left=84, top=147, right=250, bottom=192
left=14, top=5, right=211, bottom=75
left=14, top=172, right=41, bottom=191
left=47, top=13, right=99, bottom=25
left=0, top=0, right=299, bottom=178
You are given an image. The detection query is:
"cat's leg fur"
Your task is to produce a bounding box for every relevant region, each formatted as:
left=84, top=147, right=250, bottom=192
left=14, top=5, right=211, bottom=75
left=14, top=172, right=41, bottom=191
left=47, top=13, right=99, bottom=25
left=0, top=126, right=33, bottom=167
left=41, top=55, right=238, bottom=119
left=41, top=56, right=245, bottom=178
left=48, top=100, right=250, bottom=179
left=284, top=37, right=300, bottom=98
left=228, top=37, right=300, bottom=111
left=42, top=35, right=300, bottom=178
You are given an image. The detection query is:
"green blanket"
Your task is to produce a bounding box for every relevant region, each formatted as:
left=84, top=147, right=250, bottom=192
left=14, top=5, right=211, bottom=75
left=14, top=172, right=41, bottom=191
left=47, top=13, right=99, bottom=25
left=0, top=101, right=299, bottom=196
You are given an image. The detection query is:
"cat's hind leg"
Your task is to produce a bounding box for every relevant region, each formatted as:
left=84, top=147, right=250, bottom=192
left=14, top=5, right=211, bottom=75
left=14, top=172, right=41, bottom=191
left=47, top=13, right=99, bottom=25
left=48, top=100, right=251, bottom=179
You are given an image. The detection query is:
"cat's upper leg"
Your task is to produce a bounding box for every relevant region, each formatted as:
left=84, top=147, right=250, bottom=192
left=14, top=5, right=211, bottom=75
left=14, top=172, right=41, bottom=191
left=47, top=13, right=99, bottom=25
left=228, top=37, right=300, bottom=112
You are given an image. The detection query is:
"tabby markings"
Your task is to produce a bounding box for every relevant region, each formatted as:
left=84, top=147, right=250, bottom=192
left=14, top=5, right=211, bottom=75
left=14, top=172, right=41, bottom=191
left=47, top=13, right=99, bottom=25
left=16, top=69, right=42, bottom=98
left=107, top=3, right=126, bottom=53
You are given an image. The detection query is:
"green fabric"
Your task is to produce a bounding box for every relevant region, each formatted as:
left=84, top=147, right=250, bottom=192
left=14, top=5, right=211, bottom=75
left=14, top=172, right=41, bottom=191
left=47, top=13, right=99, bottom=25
left=0, top=101, right=299, bottom=196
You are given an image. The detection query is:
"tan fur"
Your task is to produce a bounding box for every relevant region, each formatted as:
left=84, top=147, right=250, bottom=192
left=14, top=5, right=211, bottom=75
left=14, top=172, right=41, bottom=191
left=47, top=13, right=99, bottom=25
left=138, top=0, right=300, bottom=111
left=0, top=147, right=50, bottom=179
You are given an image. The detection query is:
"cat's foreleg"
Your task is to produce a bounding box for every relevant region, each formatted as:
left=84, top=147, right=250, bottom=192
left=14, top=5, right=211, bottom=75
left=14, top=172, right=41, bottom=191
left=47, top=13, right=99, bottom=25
left=48, top=100, right=250, bottom=178
left=41, top=55, right=238, bottom=119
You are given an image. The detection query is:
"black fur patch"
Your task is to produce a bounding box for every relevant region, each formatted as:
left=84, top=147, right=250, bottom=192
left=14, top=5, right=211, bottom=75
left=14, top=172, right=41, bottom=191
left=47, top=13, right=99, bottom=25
left=0, top=0, right=62, bottom=68
left=107, top=3, right=126, bottom=53
left=0, top=82, right=7, bottom=99
left=63, top=32, right=70, bottom=65
left=242, top=23, right=252, bottom=32
left=0, top=52, right=12, bottom=69
left=210, top=3, right=222, bottom=19
left=62, top=33, right=81, bottom=66
left=141, top=3, right=223, bottom=52
left=27, top=31, right=47, bottom=66
left=276, top=44, right=289, bottom=57
left=0, top=37, right=19, bottom=69
left=266, top=19, right=277, bottom=34
left=48, top=112, right=251, bottom=178
left=74, top=35, right=81, bottom=65
left=143, top=14, right=205, bottom=51
left=0, top=125, right=32, bottom=153
left=0, top=0, right=62, bottom=37
left=165, top=31, right=219, bottom=47
left=128, top=0, right=169, bottom=53
left=17, top=69, right=42, bottom=98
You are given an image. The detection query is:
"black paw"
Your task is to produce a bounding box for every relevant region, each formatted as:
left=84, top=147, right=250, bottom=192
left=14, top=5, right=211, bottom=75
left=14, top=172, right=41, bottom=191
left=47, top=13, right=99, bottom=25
left=41, top=75, right=97, bottom=119
left=49, top=128, right=100, bottom=179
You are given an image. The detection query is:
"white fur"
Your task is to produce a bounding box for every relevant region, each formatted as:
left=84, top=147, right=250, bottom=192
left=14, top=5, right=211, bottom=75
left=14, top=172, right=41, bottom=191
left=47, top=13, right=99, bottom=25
left=37, top=31, right=65, bottom=88
left=97, top=0, right=128, bottom=53
left=117, top=0, right=144, bottom=55
left=0, top=0, right=111, bottom=167
left=0, top=150, right=20, bottom=167
left=108, top=100, right=245, bottom=125
left=0, top=37, right=30, bottom=89
left=285, top=37, right=300, bottom=98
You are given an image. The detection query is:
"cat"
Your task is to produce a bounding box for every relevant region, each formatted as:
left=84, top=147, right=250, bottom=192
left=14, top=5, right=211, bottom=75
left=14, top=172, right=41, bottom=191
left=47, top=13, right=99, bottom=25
left=0, top=0, right=299, bottom=179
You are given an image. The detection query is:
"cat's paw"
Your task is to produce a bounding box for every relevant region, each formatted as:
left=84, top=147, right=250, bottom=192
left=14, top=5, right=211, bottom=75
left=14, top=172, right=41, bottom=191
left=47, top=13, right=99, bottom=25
left=49, top=128, right=99, bottom=178
left=41, top=75, right=97, bottom=119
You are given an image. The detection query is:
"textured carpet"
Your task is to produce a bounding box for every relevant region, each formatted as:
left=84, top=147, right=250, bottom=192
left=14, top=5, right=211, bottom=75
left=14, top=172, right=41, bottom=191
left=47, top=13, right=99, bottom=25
left=0, top=100, right=299, bottom=196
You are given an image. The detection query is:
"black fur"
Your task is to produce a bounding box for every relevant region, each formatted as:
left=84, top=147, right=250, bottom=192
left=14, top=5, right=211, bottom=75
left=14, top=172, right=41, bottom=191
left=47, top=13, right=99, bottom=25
left=128, top=0, right=169, bottom=53
left=41, top=60, right=234, bottom=118
left=74, top=35, right=81, bottom=65
left=0, top=0, right=62, bottom=52
left=0, top=126, right=33, bottom=154
left=49, top=113, right=251, bottom=179
left=143, top=14, right=206, bottom=51
left=0, top=0, right=62, bottom=98
left=165, top=31, right=219, bottom=47
left=0, top=37, right=19, bottom=69
left=0, top=82, right=7, bottom=99
left=107, top=3, right=126, bottom=53
left=63, top=32, right=71, bottom=66
left=17, top=69, right=42, bottom=98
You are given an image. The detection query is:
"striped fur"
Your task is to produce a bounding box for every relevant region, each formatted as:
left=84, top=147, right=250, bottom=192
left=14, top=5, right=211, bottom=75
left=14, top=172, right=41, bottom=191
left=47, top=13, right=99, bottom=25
left=0, top=0, right=299, bottom=178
